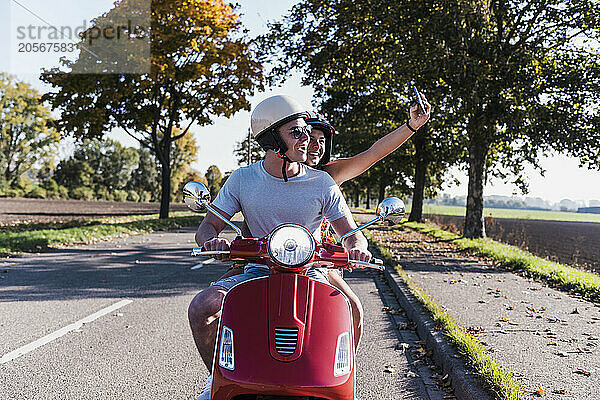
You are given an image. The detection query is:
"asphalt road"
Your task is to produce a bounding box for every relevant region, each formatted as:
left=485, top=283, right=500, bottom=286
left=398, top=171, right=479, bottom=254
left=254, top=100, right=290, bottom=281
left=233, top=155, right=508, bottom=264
left=0, top=225, right=445, bottom=400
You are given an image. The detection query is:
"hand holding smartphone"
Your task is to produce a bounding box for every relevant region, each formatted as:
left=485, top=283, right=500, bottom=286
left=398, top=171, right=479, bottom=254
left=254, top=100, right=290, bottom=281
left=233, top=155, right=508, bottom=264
left=412, top=85, right=426, bottom=114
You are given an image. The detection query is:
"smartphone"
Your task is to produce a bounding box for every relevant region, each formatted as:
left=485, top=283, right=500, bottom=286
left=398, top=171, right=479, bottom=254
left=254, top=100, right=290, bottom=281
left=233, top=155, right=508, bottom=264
left=412, top=85, right=426, bottom=114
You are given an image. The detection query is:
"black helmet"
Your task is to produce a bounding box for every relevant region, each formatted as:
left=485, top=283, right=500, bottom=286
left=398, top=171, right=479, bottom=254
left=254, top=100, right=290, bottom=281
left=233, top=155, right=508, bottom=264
left=306, top=112, right=335, bottom=166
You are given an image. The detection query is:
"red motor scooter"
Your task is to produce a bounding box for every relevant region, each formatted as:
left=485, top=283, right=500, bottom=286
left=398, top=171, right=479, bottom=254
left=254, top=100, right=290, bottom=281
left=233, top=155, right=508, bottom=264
left=183, top=181, right=405, bottom=400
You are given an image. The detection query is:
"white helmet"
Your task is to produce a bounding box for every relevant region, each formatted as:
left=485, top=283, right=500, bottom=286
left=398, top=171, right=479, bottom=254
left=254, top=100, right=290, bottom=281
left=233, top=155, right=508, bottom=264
left=250, top=95, right=309, bottom=182
left=250, top=95, right=309, bottom=141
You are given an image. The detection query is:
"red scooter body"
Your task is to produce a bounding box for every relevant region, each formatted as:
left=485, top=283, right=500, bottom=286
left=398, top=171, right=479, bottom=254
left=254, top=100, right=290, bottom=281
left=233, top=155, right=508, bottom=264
left=209, top=237, right=356, bottom=399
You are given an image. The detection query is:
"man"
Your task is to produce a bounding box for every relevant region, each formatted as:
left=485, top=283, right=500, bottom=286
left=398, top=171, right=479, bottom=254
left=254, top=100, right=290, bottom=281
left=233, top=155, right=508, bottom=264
left=188, top=94, right=371, bottom=399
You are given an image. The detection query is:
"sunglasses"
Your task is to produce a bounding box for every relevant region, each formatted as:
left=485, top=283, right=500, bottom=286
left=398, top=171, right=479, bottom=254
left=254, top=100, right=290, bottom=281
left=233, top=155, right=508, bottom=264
left=287, top=125, right=312, bottom=139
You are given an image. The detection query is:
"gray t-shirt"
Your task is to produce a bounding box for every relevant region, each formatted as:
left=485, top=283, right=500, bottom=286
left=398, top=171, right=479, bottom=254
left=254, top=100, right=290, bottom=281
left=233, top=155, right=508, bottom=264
left=213, top=161, right=349, bottom=238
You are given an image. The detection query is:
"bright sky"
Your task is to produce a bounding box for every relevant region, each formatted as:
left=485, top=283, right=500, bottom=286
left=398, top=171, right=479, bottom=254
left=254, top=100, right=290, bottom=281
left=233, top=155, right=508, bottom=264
left=2, top=0, right=599, bottom=204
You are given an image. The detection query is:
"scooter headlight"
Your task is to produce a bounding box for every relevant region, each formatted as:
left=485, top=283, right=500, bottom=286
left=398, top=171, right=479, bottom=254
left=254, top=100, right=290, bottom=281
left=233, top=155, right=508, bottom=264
left=267, top=224, right=315, bottom=268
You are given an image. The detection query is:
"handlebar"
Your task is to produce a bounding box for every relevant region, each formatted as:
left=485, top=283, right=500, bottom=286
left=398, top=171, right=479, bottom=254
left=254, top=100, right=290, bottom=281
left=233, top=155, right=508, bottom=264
left=192, top=247, right=230, bottom=257
left=346, top=259, right=385, bottom=270
left=191, top=247, right=386, bottom=270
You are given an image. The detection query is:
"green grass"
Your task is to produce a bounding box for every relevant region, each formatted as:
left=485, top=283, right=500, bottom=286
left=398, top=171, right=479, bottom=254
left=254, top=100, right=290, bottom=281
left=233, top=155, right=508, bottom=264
left=367, top=232, right=526, bottom=400
left=403, top=221, right=600, bottom=302
left=353, top=205, right=600, bottom=223
left=0, top=212, right=205, bottom=256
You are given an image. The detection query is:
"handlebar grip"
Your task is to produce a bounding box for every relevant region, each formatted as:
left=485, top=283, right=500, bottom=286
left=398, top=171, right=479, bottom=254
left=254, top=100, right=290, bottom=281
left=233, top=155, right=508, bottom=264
left=348, top=260, right=385, bottom=270
left=191, top=247, right=231, bottom=257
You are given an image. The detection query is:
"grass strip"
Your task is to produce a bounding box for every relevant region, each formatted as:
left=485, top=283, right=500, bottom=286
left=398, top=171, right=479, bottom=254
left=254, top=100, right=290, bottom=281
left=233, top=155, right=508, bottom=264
left=403, top=221, right=600, bottom=302
left=352, top=205, right=600, bottom=223
left=367, top=231, right=526, bottom=400
left=0, top=212, right=204, bottom=256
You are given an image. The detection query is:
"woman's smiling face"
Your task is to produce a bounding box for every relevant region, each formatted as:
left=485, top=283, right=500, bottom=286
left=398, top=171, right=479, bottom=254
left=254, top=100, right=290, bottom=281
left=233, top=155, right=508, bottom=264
left=306, top=128, right=326, bottom=167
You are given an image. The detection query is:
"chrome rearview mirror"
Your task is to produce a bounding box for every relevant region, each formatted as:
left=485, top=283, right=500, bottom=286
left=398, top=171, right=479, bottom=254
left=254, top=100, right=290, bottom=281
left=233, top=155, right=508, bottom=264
left=183, top=181, right=243, bottom=237
left=183, top=181, right=211, bottom=212
left=376, top=197, right=405, bottom=219
left=339, top=197, right=405, bottom=243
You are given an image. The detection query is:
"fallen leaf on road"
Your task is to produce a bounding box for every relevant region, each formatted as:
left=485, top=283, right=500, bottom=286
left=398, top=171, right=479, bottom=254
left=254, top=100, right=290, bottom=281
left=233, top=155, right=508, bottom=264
left=552, top=389, right=566, bottom=394
left=405, top=371, right=417, bottom=377
left=467, top=326, right=485, bottom=335
left=114, top=312, right=124, bottom=317
left=535, top=387, right=546, bottom=395
left=384, top=365, right=396, bottom=373
left=396, top=342, right=410, bottom=351
left=574, top=369, right=592, bottom=376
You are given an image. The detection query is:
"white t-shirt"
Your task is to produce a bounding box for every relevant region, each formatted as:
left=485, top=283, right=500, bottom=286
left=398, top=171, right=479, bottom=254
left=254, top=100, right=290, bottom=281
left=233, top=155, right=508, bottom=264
left=213, top=161, right=349, bottom=238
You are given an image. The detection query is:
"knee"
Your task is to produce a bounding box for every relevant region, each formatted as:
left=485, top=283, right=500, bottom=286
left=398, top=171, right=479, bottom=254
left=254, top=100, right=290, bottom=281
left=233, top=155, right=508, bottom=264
left=188, top=288, right=225, bottom=327
left=349, top=296, right=364, bottom=323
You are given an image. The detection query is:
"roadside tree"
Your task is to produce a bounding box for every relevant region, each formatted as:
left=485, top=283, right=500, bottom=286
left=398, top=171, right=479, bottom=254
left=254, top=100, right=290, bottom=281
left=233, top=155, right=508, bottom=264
left=428, top=0, right=600, bottom=237
left=262, top=0, right=463, bottom=222
left=264, top=0, right=600, bottom=236
left=54, top=138, right=139, bottom=199
left=41, top=0, right=263, bottom=218
left=205, top=165, right=223, bottom=199
left=0, top=73, right=60, bottom=189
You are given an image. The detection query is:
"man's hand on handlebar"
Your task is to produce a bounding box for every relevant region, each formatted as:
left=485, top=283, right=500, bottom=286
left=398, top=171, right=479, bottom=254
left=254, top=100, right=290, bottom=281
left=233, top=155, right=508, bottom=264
left=202, top=238, right=231, bottom=260
left=348, top=248, right=372, bottom=263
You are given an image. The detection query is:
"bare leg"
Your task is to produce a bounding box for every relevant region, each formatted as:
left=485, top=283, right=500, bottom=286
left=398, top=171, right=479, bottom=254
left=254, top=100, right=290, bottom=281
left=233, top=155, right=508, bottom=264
left=327, top=271, right=364, bottom=349
left=188, top=286, right=227, bottom=371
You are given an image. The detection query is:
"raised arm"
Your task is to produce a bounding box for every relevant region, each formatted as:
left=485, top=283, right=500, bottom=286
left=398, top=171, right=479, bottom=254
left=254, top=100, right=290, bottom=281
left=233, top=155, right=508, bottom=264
left=324, top=95, right=432, bottom=185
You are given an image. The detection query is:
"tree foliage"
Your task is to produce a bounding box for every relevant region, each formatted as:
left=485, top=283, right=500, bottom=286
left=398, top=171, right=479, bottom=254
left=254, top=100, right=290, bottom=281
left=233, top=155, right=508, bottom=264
left=54, top=138, right=140, bottom=199
left=234, top=132, right=265, bottom=167
left=205, top=164, right=223, bottom=199
left=262, top=0, right=464, bottom=221
left=264, top=0, right=600, bottom=236
left=0, top=73, right=60, bottom=187
left=41, top=0, right=263, bottom=217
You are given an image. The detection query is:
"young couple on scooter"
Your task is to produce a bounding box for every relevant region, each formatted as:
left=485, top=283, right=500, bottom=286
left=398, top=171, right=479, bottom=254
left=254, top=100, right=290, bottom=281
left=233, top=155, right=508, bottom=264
left=189, top=93, right=431, bottom=399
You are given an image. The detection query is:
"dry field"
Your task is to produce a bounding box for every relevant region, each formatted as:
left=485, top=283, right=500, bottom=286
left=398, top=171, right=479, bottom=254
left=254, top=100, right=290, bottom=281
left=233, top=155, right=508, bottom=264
left=427, top=214, right=600, bottom=274
left=0, top=198, right=188, bottom=225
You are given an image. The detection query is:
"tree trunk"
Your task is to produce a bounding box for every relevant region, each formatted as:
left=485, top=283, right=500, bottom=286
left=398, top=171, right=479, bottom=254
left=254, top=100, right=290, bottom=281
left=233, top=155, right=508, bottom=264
left=377, top=179, right=386, bottom=205
left=463, top=136, right=489, bottom=238
left=158, top=143, right=172, bottom=219
left=409, top=133, right=426, bottom=222
left=365, top=187, right=370, bottom=209
left=159, top=162, right=171, bottom=219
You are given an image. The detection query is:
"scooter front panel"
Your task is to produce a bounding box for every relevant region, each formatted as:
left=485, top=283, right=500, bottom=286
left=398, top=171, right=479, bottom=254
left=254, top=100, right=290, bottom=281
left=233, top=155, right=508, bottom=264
left=211, top=273, right=355, bottom=400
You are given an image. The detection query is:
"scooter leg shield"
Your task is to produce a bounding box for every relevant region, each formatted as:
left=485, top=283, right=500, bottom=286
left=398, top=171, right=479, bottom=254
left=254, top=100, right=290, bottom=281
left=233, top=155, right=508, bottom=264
left=210, top=274, right=355, bottom=400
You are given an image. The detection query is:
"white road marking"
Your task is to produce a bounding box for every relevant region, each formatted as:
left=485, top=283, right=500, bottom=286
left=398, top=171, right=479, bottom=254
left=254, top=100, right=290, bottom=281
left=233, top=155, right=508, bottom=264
left=191, top=258, right=220, bottom=269
left=0, top=299, right=133, bottom=364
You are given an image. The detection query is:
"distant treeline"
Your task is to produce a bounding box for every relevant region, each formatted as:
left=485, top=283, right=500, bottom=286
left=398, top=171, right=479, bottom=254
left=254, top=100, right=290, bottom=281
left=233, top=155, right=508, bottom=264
left=0, top=137, right=226, bottom=203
